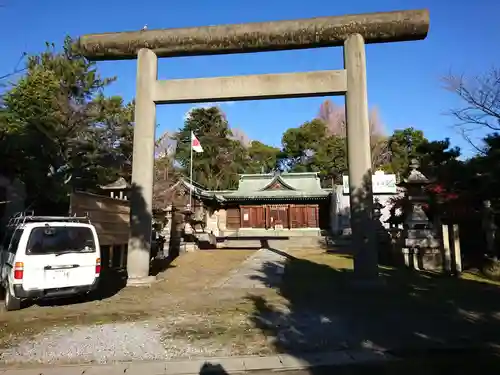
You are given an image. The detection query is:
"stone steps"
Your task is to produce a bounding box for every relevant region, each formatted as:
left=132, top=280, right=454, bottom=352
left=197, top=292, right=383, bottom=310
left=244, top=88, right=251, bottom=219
left=220, top=236, right=330, bottom=250
left=220, top=239, right=263, bottom=249
left=222, top=229, right=323, bottom=237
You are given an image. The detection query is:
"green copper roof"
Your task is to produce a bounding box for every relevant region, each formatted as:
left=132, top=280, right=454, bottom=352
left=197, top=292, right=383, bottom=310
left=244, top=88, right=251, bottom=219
left=179, top=172, right=330, bottom=202
left=222, top=172, right=329, bottom=199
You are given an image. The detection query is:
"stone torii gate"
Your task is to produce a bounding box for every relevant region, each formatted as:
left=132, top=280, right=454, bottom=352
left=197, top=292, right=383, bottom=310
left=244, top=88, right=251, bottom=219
left=79, top=9, right=430, bottom=285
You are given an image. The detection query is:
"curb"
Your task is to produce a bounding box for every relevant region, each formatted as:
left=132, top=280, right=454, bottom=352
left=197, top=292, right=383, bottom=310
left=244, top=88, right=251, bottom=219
left=0, top=349, right=393, bottom=375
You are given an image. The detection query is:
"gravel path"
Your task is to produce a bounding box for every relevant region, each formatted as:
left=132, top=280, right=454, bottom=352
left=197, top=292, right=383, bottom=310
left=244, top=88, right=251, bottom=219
left=0, top=321, right=233, bottom=365
left=0, top=249, right=294, bottom=365
left=212, top=248, right=286, bottom=289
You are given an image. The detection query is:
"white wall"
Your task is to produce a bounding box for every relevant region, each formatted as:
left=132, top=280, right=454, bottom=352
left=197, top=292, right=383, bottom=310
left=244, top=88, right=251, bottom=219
left=330, top=184, right=403, bottom=234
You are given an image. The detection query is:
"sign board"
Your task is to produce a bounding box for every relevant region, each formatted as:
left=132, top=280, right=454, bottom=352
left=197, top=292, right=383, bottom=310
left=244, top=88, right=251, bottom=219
left=343, top=172, right=397, bottom=195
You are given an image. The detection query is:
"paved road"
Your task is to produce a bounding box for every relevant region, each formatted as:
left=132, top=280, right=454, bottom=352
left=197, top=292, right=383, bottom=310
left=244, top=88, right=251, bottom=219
left=0, top=349, right=391, bottom=375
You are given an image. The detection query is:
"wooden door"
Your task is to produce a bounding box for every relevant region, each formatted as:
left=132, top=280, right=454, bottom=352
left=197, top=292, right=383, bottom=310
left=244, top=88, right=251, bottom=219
left=253, top=206, right=266, bottom=228
left=241, top=206, right=266, bottom=228
left=289, top=205, right=302, bottom=228
left=267, top=205, right=289, bottom=229
left=289, top=204, right=319, bottom=228
left=305, top=205, right=319, bottom=228
left=241, top=206, right=251, bottom=227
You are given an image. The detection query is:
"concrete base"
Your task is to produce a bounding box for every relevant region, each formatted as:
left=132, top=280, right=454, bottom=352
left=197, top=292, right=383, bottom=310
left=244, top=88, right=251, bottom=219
left=126, top=275, right=157, bottom=287
left=223, top=228, right=322, bottom=237
left=0, top=349, right=394, bottom=374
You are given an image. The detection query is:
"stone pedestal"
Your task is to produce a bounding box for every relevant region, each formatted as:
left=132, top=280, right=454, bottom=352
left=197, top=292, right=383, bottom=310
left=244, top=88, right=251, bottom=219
left=402, top=248, right=442, bottom=271
left=126, top=275, right=157, bottom=286
left=403, top=229, right=441, bottom=271
left=184, top=242, right=198, bottom=252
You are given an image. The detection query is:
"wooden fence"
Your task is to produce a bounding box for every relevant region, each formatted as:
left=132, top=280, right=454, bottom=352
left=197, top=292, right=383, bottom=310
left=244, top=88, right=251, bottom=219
left=69, top=191, right=130, bottom=270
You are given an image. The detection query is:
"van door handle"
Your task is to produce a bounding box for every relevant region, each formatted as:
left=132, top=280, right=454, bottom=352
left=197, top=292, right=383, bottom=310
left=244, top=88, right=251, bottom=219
left=44, top=265, right=80, bottom=270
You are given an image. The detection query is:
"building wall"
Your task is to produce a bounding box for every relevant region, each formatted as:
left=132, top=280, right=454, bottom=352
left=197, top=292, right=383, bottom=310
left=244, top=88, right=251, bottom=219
left=221, top=203, right=324, bottom=230
left=202, top=201, right=331, bottom=237
left=330, top=184, right=403, bottom=234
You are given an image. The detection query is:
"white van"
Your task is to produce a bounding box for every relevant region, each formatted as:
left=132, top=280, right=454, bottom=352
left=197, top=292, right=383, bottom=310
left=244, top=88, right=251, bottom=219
left=0, top=213, right=101, bottom=311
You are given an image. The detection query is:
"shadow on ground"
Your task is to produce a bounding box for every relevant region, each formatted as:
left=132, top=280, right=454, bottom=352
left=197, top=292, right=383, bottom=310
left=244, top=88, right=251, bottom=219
left=199, top=363, right=229, bottom=375
left=243, top=243, right=500, bottom=372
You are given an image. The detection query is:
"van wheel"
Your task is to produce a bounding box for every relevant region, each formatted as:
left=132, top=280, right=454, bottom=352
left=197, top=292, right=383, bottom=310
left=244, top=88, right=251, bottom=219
left=4, top=284, right=21, bottom=311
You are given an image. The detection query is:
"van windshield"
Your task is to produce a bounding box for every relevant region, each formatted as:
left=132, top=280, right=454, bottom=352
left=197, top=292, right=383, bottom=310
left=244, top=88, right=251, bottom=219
left=27, top=226, right=96, bottom=255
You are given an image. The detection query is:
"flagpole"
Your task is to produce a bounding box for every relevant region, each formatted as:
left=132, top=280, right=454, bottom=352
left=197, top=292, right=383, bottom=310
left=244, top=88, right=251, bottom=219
left=189, top=133, right=193, bottom=210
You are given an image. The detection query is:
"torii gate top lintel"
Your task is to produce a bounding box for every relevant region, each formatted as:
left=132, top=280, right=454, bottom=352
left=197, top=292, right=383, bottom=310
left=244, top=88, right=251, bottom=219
left=79, top=9, right=429, bottom=61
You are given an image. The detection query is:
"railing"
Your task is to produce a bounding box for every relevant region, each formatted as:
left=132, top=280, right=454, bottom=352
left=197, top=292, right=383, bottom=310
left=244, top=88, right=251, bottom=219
left=7, top=211, right=91, bottom=228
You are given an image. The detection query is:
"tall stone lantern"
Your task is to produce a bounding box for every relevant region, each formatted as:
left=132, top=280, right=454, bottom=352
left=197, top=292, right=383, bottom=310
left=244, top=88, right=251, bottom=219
left=400, top=159, right=432, bottom=230
left=399, top=159, right=441, bottom=270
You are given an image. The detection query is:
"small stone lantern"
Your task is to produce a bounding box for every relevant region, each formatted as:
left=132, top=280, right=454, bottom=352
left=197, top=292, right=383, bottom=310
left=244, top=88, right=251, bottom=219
left=400, top=159, right=432, bottom=230
left=482, top=200, right=497, bottom=258
left=373, top=198, right=391, bottom=251
left=373, top=199, right=384, bottom=221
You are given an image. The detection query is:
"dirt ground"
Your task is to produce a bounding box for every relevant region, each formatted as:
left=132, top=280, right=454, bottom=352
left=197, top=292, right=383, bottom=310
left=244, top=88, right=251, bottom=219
left=2, top=246, right=500, bottom=365
left=0, top=249, right=271, bottom=351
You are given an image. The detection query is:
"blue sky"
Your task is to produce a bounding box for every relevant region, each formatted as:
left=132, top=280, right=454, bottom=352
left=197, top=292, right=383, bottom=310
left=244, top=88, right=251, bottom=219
left=1, top=0, right=498, bottom=157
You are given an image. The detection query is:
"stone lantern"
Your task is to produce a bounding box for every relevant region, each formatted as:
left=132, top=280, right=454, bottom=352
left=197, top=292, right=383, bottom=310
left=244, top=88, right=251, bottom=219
left=373, top=198, right=391, bottom=252
left=482, top=200, right=497, bottom=258
left=373, top=198, right=384, bottom=221
left=399, top=159, right=441, bottom=270
left=399, top=159, right=432, bottom=230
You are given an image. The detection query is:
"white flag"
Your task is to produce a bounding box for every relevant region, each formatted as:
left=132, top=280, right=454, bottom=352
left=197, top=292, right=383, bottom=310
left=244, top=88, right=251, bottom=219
left=191, top=131, right=203, bottom=153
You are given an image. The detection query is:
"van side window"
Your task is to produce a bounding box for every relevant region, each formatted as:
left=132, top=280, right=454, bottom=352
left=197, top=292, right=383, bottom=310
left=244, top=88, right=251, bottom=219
left=8, top=230, right=23, bottom=254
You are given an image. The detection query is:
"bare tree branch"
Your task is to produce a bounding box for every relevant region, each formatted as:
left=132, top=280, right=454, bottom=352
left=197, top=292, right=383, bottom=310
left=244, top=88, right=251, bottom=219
left=0, top=52, right=27, bottom=83
left=229, top=127, right=252, bottom=148
left=317, top=99, right=390, bottom=168
left=155, top=130, right=177, bottom=159
left=444, top=69, right=500, bottom=134
left=457, top=127, right=487, bottom=155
